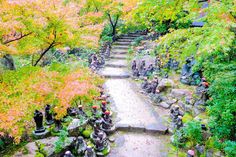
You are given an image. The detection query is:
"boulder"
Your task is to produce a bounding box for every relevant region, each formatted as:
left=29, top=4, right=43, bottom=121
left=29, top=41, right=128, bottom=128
left=14, top=137, right=75, bottom=157
left=158, top=79, right=175, bottom=92
left=171, top=89, right=192, bottom=99
left=68, top=118, right=87, bottom=136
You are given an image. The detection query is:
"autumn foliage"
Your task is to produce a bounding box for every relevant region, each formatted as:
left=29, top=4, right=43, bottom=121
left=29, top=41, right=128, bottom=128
left=0, top=64, right=103, bottom=143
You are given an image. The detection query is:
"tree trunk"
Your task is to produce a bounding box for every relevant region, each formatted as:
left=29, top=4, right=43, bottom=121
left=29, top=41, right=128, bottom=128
left=33, top=42, right=55, bottom=66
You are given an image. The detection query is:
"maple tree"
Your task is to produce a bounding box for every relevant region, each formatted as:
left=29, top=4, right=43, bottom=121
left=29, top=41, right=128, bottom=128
left=0, top=0, right=104, bottom=67
left=82, top=0, right=139, bottom=39
left=0, top=63, right=103, bottom=143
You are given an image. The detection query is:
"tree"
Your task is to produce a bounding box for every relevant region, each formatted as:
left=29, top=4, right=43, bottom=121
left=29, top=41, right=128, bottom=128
left=83, top=0, right=139, bottom=39
left=0, top=0, right=104, bottom=67
left=0, top=63, right=103, bottom=143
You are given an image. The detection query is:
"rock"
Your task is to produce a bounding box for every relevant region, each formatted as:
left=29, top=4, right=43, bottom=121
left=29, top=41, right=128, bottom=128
left=213, top=151, right=224, bottom=157
left=193, top=106, right=206, bottom=116
left=68, top=119, right=87, bottom=136
left=171, top=89, right=192, bottom=99
left=158, top=102, right=171, bottom=109
left=185, top=96, right=195, bottom=105
left=206, top=149, right=214, bottom=157
left=195, top=144, right=205, bottom=155
left=178, top=101, right=192, bottom=112
left=158, top=79, right=175, bottom=92
left=108, top=136, right=115, bottom=143
left=166, top=99, right=177, bottom=105
left=14, top=137, right=75, bottom=157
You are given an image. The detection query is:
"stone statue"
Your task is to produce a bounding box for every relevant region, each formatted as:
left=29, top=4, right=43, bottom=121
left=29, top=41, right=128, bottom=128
left=140, top=60, right=146, bottom=72
left=91, top=120, right=106, bottom=142
left=54, top=119, right=63, bottom=132
left=64, top=151, right=75, bottom=157
left=84, top=146, right=96, bottom=157
left=180, top=57, right=201, bottom=85
left=101, top=101, right=107, bottom=118
left=34, top=110, right=45, bottom=133
left=150, top=76, right=159, bottom=94
left=75, top=136, right=87, bottom=155
left=131, top=60, right=137, bottom=72
left=77, top=105, right=88, bottom=119
left=95, top=132, right=108, bottom=152
left=146, top=64, right=154, bottom=75
left=67, top=107, right=77, bottom=117
left=90, top=105, right=101, bottom=126
left=194, top=78, right=209, bottom=107
left=101, top=111, right=115, bottom=134
left=45, top=104, right=54, bottom=125
left=170, top=106, right=184, bottom=129
left=141, top=77, right=149, bottom=90
left=133, top=68, right=140, bottom=78
left=140, top=67, right=147, bottom=77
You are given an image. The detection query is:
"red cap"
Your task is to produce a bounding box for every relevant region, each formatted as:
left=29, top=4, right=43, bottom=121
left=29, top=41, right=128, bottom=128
left=92, top=105, right=97, bottom=109
left=203, top=82, right=209, bottom=87
left=105, top=110, right=110, bottom=115
left=102, top=101, right=107, bottom=105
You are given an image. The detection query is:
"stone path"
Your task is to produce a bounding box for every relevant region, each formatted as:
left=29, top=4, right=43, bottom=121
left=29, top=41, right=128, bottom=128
left=99, top=34, right=169, bottom=157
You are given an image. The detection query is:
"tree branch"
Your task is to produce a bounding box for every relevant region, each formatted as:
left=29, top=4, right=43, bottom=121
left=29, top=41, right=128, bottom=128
left=107, top=13, right=114, bottom=27
left=3, top=32, right=32, bottom=44
left=33, top=41, right=55, bottom=66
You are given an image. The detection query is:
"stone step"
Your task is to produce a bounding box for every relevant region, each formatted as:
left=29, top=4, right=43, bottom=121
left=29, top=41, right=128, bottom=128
left=106, top=59, right=127, bottom=68
left=113, top=41, right=131, bottom=45
left=122, top=34, right=144, bottom=38
left=112, top=45, right=130, bottom=50
left=99, top=67, right=130, bottom=79
left=110, top=54, right=127, bottom=60
left=115, top=123, right=168, bottom=134
left=119, top=36, right=137, bottom=40
left=111, top=50, right=128, bottom=55
left=117, top=38, right=133, bottom=42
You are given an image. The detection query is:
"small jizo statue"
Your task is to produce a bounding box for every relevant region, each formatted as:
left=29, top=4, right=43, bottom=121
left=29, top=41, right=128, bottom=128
left=54, top=119, right=63, bottom=132
left=131, top=60, right=137, bottom=72
left=45, top=104, right=54, bottom=125
left=141, top=77, right=149, bottom=90
left=95, top=132, right=107, bottom=151
left=85, top=146, right=96, bottom=157
left=101, top=101, right=107, bottom=118
left=77, top=105, right=87, bottom=118
left=102, top=111, right=113, bottom=130
left=133, top=68, right=140, bottom=77
left=140, top=60, right=146, bottom=72
left=92, top=105, right=99, bottom=117
left=93, top=120, right=102, bottom=138
left=34, top=110, right=45, bottom=133
left=76, top=136, right=87, bottom=155
left=150, top=76, right=159, bottom=94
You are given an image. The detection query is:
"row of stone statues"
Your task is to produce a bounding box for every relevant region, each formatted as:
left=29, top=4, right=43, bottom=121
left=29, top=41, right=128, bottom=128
left=88, top=42, right=111, bottom=72
left=180, top=56, right=201, bottom=85
left=132, top=60, right=155, bottom=78
left=131, top=55, right=180, bottom=79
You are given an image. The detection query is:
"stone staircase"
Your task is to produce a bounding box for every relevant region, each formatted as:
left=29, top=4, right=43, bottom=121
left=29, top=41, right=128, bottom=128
left=99, top=33, right=169, bottom=157
left=99, top=34, right=135, bottom=78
